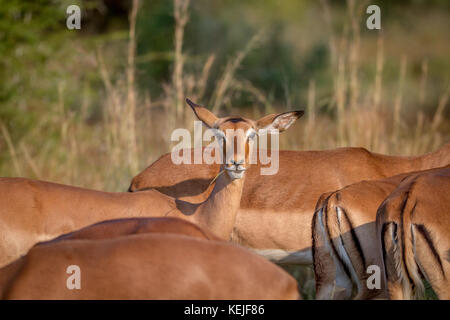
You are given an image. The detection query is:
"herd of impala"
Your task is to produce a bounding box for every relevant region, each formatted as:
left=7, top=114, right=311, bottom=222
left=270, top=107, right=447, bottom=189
left=0, top=98, right=449, bottom=300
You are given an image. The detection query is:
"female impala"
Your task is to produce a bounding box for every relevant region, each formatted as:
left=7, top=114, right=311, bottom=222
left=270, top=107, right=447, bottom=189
left=0, top=217, right=300, bottom=300
left=377, top=167, right=450, bottom=300
left=0, top=99, right=303, bottom=267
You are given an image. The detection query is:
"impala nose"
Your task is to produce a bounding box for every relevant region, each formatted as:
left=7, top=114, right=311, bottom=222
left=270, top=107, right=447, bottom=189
left=229, top=159, right=244, bottom=167
left=227, top=159, right=246, bottom=172
left=226, top=159, right=246, bottom=179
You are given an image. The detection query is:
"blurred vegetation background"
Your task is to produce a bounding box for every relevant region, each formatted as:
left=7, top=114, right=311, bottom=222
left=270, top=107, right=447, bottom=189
left=0, top=0, right=448, bottom=299
left=1, top=0, right=449, bottom=191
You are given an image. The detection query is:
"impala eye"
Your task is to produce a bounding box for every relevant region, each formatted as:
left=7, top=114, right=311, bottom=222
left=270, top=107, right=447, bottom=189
left=247, top=130, right=257, bottom=140
left=214, top=130, right=226, bottom=143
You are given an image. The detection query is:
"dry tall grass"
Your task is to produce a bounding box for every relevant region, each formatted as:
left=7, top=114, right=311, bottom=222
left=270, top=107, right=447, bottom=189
left=1, top=0, right=448, bottom=190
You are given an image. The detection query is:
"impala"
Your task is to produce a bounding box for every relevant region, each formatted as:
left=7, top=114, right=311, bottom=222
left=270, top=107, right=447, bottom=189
left=0, top=99, right=303, bottom=267
left=377, top=167, right=450, bottom=300
left=129, top=124, right=450, bottom=266
left=312, top=166, right=449, bottom=300
left=0, top=217, right=300, bottom=300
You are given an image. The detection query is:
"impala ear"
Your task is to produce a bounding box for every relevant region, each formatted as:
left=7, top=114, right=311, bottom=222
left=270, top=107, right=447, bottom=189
left=256, top=110, right=304, bottom=132
left=186, top=98, right=219, bottom=128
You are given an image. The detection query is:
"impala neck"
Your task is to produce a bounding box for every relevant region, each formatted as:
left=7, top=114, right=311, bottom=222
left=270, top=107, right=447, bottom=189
left=174, top=166, right=245, bottom=240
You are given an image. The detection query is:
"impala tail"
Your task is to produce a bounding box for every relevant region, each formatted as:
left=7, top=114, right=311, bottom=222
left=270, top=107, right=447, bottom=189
left=312, top=192, right=354, bottom=300
left=378, top=191, right=424, bottom=300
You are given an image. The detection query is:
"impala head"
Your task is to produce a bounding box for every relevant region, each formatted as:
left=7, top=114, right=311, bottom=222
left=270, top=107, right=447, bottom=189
left=186, top=98, right=304, bottom=180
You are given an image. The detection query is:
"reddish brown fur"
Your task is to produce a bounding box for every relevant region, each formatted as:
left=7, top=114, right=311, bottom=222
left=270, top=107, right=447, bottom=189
left=376, top=167, right=450, bottom=300
left=39, top=217, right=221, bottom=243
left=0, top=218, right=300, bottom=300
left=312, top=166, right=449, bottom=299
